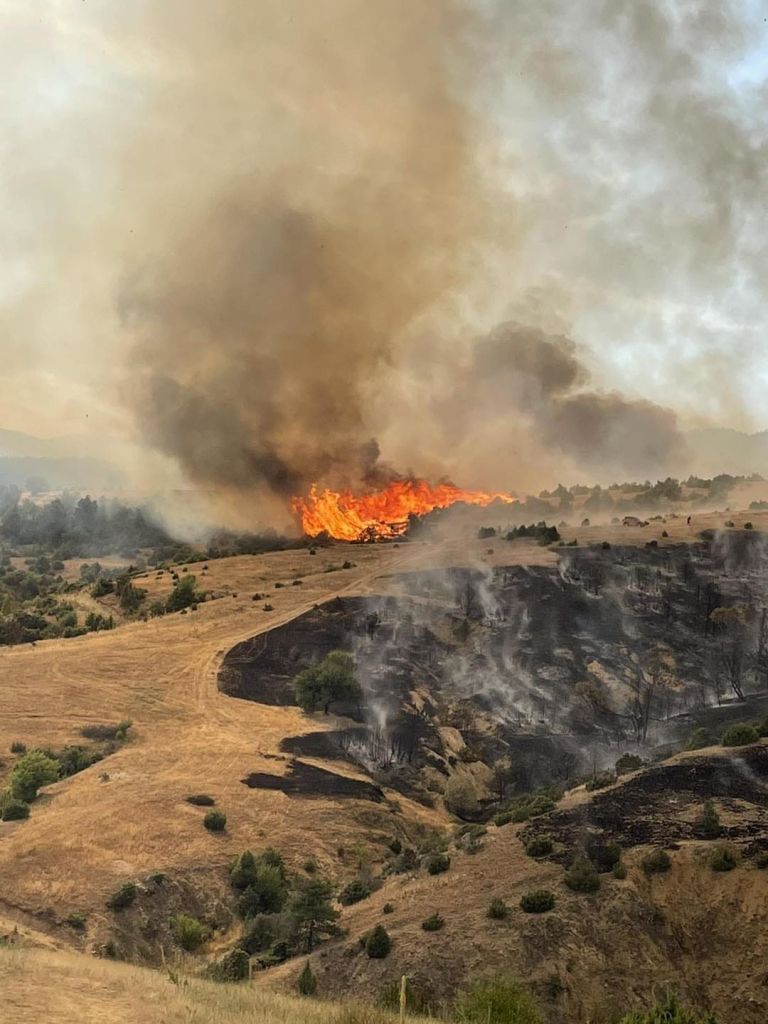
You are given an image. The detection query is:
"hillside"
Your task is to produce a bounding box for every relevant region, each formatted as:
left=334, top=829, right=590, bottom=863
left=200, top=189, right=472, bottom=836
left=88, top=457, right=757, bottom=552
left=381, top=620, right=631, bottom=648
left=2, top=512, right=768, bottom=1022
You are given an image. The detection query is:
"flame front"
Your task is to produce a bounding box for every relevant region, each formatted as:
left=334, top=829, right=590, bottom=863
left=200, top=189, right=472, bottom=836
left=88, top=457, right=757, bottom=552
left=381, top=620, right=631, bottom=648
left=292, top=479, right=517, bottom=541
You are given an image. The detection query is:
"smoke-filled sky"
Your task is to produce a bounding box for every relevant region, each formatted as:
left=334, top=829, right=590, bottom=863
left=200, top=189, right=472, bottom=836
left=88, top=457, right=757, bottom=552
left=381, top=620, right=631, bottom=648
left=2, top=0, right=768, bottom=514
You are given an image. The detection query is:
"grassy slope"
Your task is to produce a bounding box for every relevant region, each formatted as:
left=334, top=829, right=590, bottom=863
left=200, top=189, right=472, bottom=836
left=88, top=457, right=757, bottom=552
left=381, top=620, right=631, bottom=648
left=0, top=944, right=435, bottom=1024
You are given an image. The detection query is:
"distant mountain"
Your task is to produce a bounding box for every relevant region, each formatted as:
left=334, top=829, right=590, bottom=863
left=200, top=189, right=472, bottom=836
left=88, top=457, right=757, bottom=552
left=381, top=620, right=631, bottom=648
left=685, top=427, right=768, bottom=478
left=0, top=429, right=124, bottom=491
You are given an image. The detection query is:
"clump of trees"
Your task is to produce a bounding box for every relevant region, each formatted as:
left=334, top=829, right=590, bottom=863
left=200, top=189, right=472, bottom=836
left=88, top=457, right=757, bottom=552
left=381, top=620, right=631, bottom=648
left=293, top=651, right=361, bottom=715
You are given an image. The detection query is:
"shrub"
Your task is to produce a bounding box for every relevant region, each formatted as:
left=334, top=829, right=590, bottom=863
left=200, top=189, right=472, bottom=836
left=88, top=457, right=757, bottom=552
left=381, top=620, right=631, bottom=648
left=710, top=845, right=738, bottom=872
left=426, top=851, right=451, bottom=875
left=383, top=902, right=394, bottom=914
left=174, top=914, right=207, bottom=951
left=488, top=898, right=509, bottom=920
left=754, top=850, right=768, bottom=869
left=1, top=798, right=30, bottom=821
left=694, top=800, right=722, bottom=839
left=520, top=889, right=555, bottom=913
left=339, top=880, right=371, bottom=906
left=186, top=793, right=215, bottom=806
left=585, top=772, right=615, bottom=792
left=203, top=809, right=227, bottom=832
left=303, top=859, right=317, bottom=874
left=642, top=849, right=671, bottom=875
left=210, top=948, right=250, bottom=982
left=421, top=912, right=445, bottom=932
left=617, top=993, right=719, bottom=1023
left=444, top=775, right=479, bottom=817
left=65, top=913, right=86, bottom=931
left=525, top=836, right=553, bottom=858
left=494, top=810, right=514, bottom=827
left=586, top=839, right=622, bottom=873
left=388, top=837, right=402, bottom=855
left=365, top=924, right=391, bottom=959
left=297, top=960, right=317, bottom=996
left=722, top=723, right=759, bottom=747
left=613, top=862, right=628, bottom=880
left=454, top=977, right=542, bottom=1024
left=615, top=753, right=645, bottom=774
left=10, top=741, right=26, bottom=754
left=9, top=749, right=60, bottom=802
left=565, top=857, right=600, bottom=892
left=106, top=883, right=137, bottom=911
left=686, top=728, right=715, bottom=751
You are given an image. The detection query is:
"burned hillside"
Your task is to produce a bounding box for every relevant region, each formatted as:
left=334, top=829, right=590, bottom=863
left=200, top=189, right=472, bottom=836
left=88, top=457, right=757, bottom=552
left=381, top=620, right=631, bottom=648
left=219, top=531, right=768, bottom=795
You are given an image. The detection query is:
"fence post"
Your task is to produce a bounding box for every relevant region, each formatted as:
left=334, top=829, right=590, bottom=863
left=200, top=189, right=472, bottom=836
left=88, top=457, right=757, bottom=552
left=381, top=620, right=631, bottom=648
left=399, top=974, right=407, bottom=1023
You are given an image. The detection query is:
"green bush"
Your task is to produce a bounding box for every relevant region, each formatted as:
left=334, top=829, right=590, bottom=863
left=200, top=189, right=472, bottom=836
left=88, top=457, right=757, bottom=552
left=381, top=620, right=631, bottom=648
left=454, top=976, right=542, bottom=1024
left=488, top=898, right=509, bottom=920
left=426, top=852, right=451, bottom=875
left=686, top=728, right=715, bottom=751
left=520, top=889, right=555, bottom=913
left=421, top=912, right=445, bottom=932
left=494, top=810, right=514, bottom=827
left=754, top=850, right=768, bottom=869
left=525, top=836, right=553, bottom=858
left=382, top=902, right=394, bottom=914
left=642, top=849, right=671, bottom=875
left=710, top=845, right=738, bottom=872
left=297, top=960, right=317, bottom=996
left=613, top=862, right=628, bottom=880
left=694, top=800, right=721, bottom=839
left=365, top=924, right=391, bottom=959
left=1, top=798, right=30, bottom=821
left=106, top=883, right=137, bottom=911
left=10, top=741, right=26, bottom=754
left=586, top=839, right=622, bottom=873
left=65, top=913, right=87, bottom=931
left=210, top=948, right=250, bottom=982
left=174, top=913, right=207, bottom=951
left=203, top=809, right=227, bottom=832
left=565, top=857, right=600, bottom=892
left=9, top=749, right=60, bottom=802
left=617, top=993, right=718, bottom=1023
left=722, top=723, right=759, bottom=747
left=338, top=880, right=371, bottom=906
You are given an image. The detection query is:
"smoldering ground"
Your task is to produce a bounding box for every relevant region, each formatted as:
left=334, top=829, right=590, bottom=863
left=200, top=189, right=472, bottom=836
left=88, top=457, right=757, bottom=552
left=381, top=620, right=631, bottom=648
left=3, top=1, right=768, bottom=527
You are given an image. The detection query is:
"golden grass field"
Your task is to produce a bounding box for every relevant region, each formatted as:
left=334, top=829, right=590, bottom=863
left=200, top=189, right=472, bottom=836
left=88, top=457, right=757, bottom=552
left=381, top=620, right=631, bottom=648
left=0, top=943, right=435, bottom=1024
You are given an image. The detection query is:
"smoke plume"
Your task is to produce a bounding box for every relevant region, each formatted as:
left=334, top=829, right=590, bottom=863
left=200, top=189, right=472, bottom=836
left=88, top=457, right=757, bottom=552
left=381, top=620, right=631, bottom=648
left=3, top=1, right=768, bottom=523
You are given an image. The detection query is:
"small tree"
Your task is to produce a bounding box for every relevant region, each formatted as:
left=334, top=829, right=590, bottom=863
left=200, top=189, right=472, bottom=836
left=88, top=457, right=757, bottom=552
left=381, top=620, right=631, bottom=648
left=293, top=651, right=361, bottom=714
left=289, top=878, right=339, bottom=953
left=365, top=924, right=391, bottom=958
left=297, top=961, right=317, bottom=996
left=722, top=723, right=759, bottom=747
left=421, top=912, right=445, bottom=932
left=488, top=898, right=509, bottom=920
left=694, top=800, right=722, bottom=839
left=642, top=848, right=671, bottom=875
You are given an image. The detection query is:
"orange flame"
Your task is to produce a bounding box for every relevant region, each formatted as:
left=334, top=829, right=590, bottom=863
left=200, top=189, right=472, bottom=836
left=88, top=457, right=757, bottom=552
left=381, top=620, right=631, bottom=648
left=292, top=479, right=517, bottom=541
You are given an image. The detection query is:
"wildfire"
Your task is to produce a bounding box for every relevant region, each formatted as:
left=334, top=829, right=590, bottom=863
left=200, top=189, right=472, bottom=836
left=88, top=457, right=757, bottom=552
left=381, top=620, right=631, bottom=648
left=292, top=479, right=517, bottom=541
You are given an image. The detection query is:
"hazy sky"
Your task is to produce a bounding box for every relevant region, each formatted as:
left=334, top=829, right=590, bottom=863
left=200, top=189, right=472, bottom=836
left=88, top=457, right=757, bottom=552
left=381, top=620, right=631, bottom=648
left=2, top=0, right=767, bottom=453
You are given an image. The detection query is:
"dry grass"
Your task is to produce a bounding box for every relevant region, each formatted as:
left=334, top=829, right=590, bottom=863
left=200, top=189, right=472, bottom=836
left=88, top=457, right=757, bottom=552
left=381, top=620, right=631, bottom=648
left=0, top=944, right=435, bottom=1024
